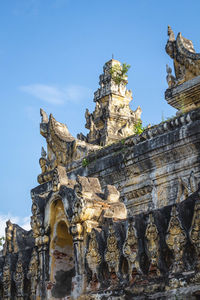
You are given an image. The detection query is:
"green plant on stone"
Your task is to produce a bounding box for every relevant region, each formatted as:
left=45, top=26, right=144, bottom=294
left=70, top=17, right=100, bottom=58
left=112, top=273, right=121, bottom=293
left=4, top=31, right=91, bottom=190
left=82, top=158, right=89, bottom=167
left=110, top=63, right=131, bottom=85
left=134, top=119, right=146, bottom=135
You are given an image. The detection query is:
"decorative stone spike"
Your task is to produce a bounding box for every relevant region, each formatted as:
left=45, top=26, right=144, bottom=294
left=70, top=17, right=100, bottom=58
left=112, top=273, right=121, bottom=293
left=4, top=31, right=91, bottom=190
left=166, top=205, right=187, bottom=274
left=123, top=221, right=140, bottom=281
left=145, top=213, right=160, bottom=276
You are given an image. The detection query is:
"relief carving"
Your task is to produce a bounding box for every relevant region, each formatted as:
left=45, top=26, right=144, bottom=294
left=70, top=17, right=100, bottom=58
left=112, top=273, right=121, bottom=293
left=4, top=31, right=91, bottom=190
left=166, top=206, right=187, bottom=273
left=105, top=225, right=120, bottom=276
left=2, top=260, right=11, bottom=299
left=189, top=199, right=200, bottom=269
left=31, top=203, right=43, bottom=240
left=176, top=171, right=199, bottom=203
left=27, top=248, right=39, bottom=299
left=14, top=257, right=24, bottom=299
left=123, top=222, right=140, bottom=281
left=145, top=213, right=160, bottom=276
left=31, top=202, right=49, bottom=251
left=86, top=230, right=101, bottom=286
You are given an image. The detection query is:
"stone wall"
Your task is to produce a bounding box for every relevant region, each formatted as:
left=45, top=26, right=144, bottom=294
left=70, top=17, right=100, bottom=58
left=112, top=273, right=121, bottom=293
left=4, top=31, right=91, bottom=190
left=67, top=108, right=200, bottom=216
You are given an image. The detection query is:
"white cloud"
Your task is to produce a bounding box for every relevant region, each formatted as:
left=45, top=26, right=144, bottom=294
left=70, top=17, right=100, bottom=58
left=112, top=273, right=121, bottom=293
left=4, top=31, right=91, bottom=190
left=20, top=84, right=92, bottom=105
left=0, top=213, right=31, bottom=238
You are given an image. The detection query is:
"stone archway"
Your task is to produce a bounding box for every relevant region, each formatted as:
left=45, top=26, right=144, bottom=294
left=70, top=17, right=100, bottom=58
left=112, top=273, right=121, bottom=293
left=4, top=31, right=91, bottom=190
left=49, top=199, right=75, bottom=299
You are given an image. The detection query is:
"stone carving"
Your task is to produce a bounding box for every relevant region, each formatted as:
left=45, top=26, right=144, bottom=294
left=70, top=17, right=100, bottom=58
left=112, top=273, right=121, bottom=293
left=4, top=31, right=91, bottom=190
left=123, top=222, right=140, bottom=280
left=166, top=278, right=186, bottom=291
left=70, top=176, right=127, bottom=226
left=166, top=205, right=187, bottom=273
left=31, top=202, right=43, bottom=240
left=105, top=225, right=120, bottom=275
left=5, top=52, right=200, bottom=299
left=78, top=59, right=142, bottom=146
left=86, top=230, right=101, bottom=283
left=14, top=256, right=24, bottom=299
left=30, top=202, right=49, bottom=251
left=38, top=111, right=100, bottom=184
left=166, top=64, right=176, bottom=88
left=166, top=25, right=200, bottom=87
left=27, top=248, right=39, bottom=299
left=176, top=171, right=199, bottom=203
left=2, top=259, right=11, bottom=299
left=40, top=108, right=48, bottom=123
left=52, top=165, right=69, bottom=192
left=39, top=146, right=49, bottom=176
left=145, top=213, right=160, bottom=276
left=3, top=220, right=19, bottom=255
left=190, top=199, right=200, bottom=269
left=4, top=220, right=14, bottom=254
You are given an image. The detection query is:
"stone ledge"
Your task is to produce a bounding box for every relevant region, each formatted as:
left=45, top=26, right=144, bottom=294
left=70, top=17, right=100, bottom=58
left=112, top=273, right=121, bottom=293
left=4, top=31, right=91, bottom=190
left=165, top=75, right=200, bottom=111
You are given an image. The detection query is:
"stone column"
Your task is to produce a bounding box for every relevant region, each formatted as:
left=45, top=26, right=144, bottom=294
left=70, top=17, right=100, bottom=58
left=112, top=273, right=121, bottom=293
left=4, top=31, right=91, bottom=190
left=70, top=223, right=85, bottom=298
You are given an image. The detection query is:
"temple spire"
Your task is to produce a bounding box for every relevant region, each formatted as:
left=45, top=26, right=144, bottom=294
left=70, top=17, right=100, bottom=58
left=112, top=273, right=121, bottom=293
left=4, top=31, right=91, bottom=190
left=78, top=59, right=142, bottom=146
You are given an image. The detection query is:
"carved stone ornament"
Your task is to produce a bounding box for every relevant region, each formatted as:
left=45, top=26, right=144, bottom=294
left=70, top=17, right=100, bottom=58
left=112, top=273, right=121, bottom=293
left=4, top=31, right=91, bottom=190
left=38, top=110, right=100, bottom=184
left=145, top=213, right=160, bottom=276
left=190, top=199, right=200, bottom=269
left=166, top=26, right=200, bottom=87
left=166, top=205, right=187, bottom=273
left=14, top=257, right=24, bottom=299
left=30, top=202, right=49, bottom=251
left=27, top=248, right=39, bottom=299
left=86, top=230, right=101, bottom=279
left=4, top=220, right=14, bottom=254
left=123, top=222, right=140, bottom=280
left=71, top=176, right=127, bottom=226
left=176, top=171, right=199, bottom=203
left=105, top=225, right=120, bottom=275
left=30, top=202, right=43, bottom=239
left=2, top=260, right=11, bottom=299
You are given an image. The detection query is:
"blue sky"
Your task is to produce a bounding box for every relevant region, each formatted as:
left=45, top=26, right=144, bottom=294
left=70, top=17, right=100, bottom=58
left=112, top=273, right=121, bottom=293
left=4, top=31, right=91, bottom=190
left=0, top=0, right=200, bottom=234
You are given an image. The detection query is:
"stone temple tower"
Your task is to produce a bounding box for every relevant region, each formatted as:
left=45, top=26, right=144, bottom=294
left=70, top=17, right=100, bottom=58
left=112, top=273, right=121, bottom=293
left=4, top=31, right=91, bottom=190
left=77, top=59, right=142, bottom=146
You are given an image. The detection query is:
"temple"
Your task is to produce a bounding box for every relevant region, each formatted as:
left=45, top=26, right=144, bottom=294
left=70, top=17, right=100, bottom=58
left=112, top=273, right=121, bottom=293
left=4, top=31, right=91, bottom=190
left=2, top=27, right=200, bottom=299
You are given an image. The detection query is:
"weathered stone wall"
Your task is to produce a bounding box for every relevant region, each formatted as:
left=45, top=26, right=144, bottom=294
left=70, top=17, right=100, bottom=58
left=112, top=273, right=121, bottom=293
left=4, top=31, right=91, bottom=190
left=82, top=192, right=200, bottom=300
left=66, top=108, right=200, bottom=216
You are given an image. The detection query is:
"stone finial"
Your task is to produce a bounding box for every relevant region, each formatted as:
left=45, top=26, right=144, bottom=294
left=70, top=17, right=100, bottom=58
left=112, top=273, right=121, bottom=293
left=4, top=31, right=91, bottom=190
left=38, top=111, right=101, bottom=183
left=166, top=64, right=176, bottom=87
left=41, top=147, right=46, bottom=158
left=165, top=28, right=200, bottom=111
left=167, top=25, right=175, bottom=41
left=40, top=108, right=48, bottom=124
left=78, top=59, right=142, bottom=146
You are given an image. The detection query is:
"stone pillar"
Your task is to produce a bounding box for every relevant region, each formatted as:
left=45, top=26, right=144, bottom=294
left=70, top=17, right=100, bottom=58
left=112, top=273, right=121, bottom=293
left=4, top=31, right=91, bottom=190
left=70, top=223, right=85, bottom=298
